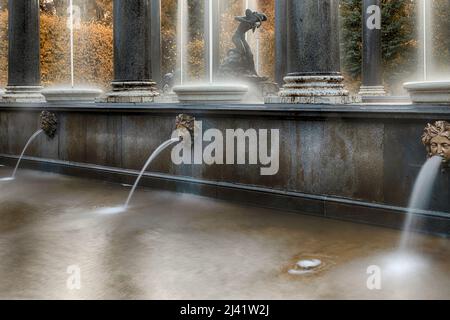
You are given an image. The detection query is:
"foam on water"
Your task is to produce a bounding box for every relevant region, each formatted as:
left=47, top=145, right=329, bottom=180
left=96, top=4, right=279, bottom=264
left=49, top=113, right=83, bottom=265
left=288, top=259, right=323, bottom=276
left=288, top=269, right=313, bottom=276
left=95, top=206, right=127, bottom=215
left=0, top=177, right=15, bottom=182
left=297, top=259, right=322, bottom=269
left=385, top=252, right=428, bottom=275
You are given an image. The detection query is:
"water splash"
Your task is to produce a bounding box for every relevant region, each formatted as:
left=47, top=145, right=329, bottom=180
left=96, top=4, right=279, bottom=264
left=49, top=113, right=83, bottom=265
left=3, top=129, right=44, bottom=180
left=244, top=0, right=260, bottom=74
left=208, top=0, right=213, bottom=84
left=95, top=206, right=126, bottom=215
left=69, top=0, right=75, bottom=88
left=288, top=259, right=323, bottom=276
left=400, top=156, right=442, bottom=250
left=422, top=0, right=428, bottom=81
left=124, top=137, right=181, bottom=209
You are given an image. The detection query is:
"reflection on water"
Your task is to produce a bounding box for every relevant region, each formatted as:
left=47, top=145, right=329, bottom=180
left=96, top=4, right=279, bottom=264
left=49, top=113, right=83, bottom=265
left=94, top=206, right=127, bottom=215
left=0, top=167, right=448, bottom=299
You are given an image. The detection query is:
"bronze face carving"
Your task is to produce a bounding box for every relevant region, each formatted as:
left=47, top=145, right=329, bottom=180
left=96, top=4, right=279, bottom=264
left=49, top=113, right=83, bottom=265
left=422, top=121, right=450, bottom=164
left=40, top=111, right=58, bottom=139
left=175, top=114, right=195, bottom=138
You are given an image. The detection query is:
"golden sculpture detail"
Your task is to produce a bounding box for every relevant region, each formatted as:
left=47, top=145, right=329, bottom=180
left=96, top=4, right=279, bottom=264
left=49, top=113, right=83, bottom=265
left=422, top=120, right=450, bottom=165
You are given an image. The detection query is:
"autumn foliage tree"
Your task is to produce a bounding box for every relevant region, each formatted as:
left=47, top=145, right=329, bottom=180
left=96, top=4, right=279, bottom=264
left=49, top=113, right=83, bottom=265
left=0, top=1, right=113, bottom=88
left=39, top=13, right=113, bottom=88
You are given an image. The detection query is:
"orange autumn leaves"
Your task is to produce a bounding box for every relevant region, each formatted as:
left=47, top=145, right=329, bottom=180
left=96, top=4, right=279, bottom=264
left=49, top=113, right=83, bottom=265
left=0, top=9, right=112, bottom=88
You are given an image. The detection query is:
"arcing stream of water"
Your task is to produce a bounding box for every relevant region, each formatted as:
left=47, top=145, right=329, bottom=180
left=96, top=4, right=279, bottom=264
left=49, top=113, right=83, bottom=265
left=124, top=137, right=181, bottom=209
left=0, top=129, right=43, bottom=181
left=96, top=137, right=181, bottom=214
left=400, top=156, right=443, bottom=250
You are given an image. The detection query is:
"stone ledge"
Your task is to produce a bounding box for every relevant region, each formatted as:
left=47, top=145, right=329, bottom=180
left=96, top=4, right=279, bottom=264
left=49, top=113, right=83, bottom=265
left=1, top=102, right=450, bottom=120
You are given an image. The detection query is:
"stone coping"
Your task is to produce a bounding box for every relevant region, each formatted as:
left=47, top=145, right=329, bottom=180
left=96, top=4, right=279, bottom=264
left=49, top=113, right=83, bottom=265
left=0, top=102, right=450, bottom=120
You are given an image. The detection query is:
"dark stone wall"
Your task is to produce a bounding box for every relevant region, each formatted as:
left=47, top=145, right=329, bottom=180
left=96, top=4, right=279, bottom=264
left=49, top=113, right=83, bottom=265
left=0, top=105, right=449, bottom=218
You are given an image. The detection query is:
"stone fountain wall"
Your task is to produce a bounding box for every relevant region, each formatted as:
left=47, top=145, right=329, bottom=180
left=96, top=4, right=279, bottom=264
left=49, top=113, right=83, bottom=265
left=0, top=103, right=449, bottom=236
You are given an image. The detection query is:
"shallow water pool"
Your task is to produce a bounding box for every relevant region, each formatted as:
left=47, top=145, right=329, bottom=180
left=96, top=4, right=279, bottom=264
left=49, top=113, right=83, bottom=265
left=0, top=167, right=448, bottom=299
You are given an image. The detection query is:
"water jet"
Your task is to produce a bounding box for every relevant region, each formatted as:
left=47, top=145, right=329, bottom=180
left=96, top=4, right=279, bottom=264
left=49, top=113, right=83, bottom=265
left=41, top=0, right=102, bottom=103
left=400, top=120, right=450, bottom=249
left=403, top=1, right=450, bottom=105
left=121, top=114, right=195, bottom=210
left=172, top=4, right=251, bottom=103
left=1, top=111, right=58, bottom=180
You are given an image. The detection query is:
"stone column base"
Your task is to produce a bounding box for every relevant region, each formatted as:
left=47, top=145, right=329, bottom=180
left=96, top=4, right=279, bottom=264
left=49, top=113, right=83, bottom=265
left=103, top=81, right=159, bottom=103
left=154, top=92, right=179, bottom=103
left=2, top=86, right=46, bottom=103
left=265, top=75, right=350, bottom=104
left=358, top=85, right=386, bottom=96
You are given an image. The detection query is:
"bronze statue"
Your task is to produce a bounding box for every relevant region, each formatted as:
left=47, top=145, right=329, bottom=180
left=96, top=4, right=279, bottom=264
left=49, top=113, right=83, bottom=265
left=40, top=111, right=58, bottom=139
left=218, top=9, right=267, bottom=79
left=422, top=120, right=450, bottom=164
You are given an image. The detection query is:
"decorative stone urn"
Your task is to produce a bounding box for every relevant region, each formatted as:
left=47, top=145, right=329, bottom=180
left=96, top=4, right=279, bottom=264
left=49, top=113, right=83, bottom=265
left=274, top=74, right=350, bottom=104
left=172, top=84, right=248, bottom=103
left=404, top=81, right=450, bottom=104
left=42, top=87, right=103, bottom=103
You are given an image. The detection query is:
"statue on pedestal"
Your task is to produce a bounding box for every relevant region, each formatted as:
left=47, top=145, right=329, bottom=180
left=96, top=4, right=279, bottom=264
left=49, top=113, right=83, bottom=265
left=218, top=9, right=267, bottom=80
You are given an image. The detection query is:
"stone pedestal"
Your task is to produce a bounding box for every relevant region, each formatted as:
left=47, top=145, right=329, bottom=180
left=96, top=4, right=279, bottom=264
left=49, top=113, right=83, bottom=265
left=270, top=75, right=349, bottom=104
left=105, top=0, right=159, bottom=103
left=267, top=0, right=349, bottom=104
left=172, top=84, right=248, bottom=103
left=359, top=86, right=386, bottom=97
left=106, top=82, right=158, bottom=103
left=2, top=86, right=45, bottom=103
left=4, top=0, right=45, bottom=103
left=359, top=0, right=386, bottom=101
